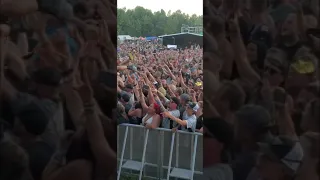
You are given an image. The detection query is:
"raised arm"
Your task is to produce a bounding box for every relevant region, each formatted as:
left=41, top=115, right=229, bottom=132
left=42, top=130, right=92, bottom=180
left=0, top=36, right=18, bottom=102
left=17, top=32, right=28, bottom=56
left=295, top=3, right=307, bottom=40
left=147, top=87, right=156, bottom=105
left=76, top=69, right=116, bottom=179
left=228, top=16, right=260, bottom=87
left=163, top=111, right=187, bottom=127
left=190, top=89, right=197, bottom=102
left=138, top=81, right=149, bottom=112
left=167, top=85, right=176, bottom=98
left=5, top=49, right=28, bottom=80
left=99, top=20, right=117, bottom=68
left=164, top=64, right=177, bottom=80
left=157, top=90, right=170, bottom=103
left=117, top=66, right=128, bottom=71
left=132, top=85, right=140, bottom=102
left=154, top=94, right=167, bottom=113
left=274, top=89, right=297, bottom=139
left=146, top=71, right=157, bottom=84
left=142, top=70, right=152, bottom=86
left=179, top=72, right=188, bottom=89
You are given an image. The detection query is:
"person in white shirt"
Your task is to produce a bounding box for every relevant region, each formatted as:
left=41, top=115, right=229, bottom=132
left=160, top=97, right=180, bottom=129
left=163, top=102, right=198, bottom=132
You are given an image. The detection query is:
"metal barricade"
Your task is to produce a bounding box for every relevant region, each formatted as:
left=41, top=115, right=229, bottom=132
left=117, top=124, right=203, bottom=180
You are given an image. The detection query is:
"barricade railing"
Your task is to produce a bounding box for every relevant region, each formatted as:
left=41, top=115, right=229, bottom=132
left=117, top=123, right=203, bottom=180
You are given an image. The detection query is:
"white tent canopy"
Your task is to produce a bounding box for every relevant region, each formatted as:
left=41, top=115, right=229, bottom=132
left=118, top=35, right=133, bottom=41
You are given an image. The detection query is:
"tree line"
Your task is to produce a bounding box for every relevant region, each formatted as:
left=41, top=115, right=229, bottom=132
left=117, top=6, right=203, bottom=37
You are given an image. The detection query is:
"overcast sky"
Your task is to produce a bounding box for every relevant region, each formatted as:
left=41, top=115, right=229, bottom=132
left=117, top=0, right=203, bottom=16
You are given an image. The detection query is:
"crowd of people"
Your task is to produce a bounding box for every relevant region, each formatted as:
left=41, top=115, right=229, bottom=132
left=1, top=0, right=320, bottom=180
left=203, top=0, right=319, bottom=180
left=117, top=40, right=204, bottom=132
left=0, top=0, right=118, bottom=180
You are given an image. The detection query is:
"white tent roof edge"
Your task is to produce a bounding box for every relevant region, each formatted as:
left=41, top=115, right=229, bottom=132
left=158, top=32, right=202, bottom=38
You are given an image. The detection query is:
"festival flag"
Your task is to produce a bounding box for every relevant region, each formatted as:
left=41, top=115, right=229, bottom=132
left=195, top=82, right=202, bottom=86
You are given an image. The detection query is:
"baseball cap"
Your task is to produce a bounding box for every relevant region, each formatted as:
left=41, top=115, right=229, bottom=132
left=251, top=25, right=273, bottom=47
left=32, top=67, right=62, bottom=86
left=187, top=102, right=199, bottom=112
left=121, top=93, right=130, bottom=103
left=235, top=105, right=273, bottom=131
left=131, top=65, right=137, bottom=72
left=125, top=84, right=134, bottom=90
left=258, top=136, right=304, bottom=175
left=180, top=93, right=190, bottom=102
left=171, top=97, right=180, bottom=106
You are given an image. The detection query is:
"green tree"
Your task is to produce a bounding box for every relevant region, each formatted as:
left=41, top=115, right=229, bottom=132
left=117, top=6, right=202, bottom=37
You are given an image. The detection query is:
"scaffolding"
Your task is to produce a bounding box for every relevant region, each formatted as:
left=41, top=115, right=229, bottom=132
left=181, top=25, right=203, bottom=35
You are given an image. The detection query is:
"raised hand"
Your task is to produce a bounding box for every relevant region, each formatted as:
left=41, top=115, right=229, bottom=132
left=98, top=20, right=111, bottom=44
left=260, top=72, right=272, bottom=101
left=227, top=14, right=240, bottom=34
left=190, top=89, right=196, bottom=97
left=162, top=111, right=170, bottom=118
left=138, top=79, right=144, bottom=88
left=151, top=88, right=157, bottom=94
left=75, top=62, right=94, bottom=104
